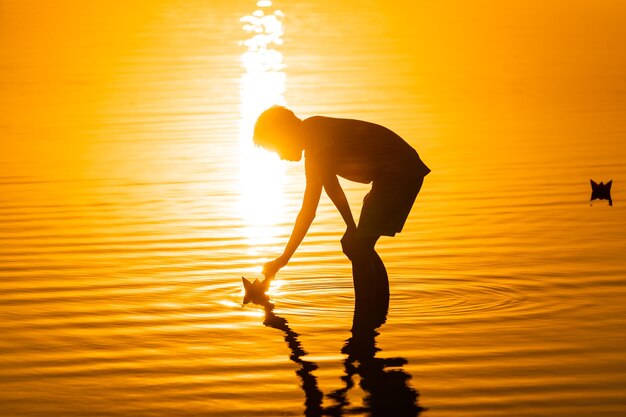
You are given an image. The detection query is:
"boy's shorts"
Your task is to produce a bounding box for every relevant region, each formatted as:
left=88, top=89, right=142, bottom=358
left=356, top=171, right=425, bottom=237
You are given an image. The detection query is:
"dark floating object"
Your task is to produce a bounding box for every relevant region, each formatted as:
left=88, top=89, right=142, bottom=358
left=242, top=276, right=270, bottom=306
left=590, top=179, right=613, bottom=206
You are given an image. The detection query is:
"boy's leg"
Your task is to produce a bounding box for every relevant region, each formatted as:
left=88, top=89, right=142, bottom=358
left=367, top=245, right=390, bottom=325
left=344, top=172, right=425, bottom=328
left=342, top=234, right=389, bottom=327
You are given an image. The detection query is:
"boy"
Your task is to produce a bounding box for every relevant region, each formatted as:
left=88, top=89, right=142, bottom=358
left=254, top=106, right=430, bottom=304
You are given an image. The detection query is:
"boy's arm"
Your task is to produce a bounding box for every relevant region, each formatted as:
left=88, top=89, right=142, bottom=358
left=323, top=174, right=356, bottom=231
left=263, top=170, right=322, bottom=277
left=283, top=176, right=323, bottom=260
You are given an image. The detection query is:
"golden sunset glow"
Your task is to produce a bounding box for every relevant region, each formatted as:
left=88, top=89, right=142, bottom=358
left=237, top=1, right=288, bottom=254
left=2, top=1, right=626, bottom=416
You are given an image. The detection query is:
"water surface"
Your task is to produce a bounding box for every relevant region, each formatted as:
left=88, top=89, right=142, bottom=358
left=2, top=1, right=626, bottom=416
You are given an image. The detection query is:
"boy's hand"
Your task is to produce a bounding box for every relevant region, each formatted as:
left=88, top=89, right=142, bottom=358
left=263, top=256, right=288, bottom=279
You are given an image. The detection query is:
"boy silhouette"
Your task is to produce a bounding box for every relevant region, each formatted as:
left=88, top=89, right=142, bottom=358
left=254, top=106, right=430, bottom=304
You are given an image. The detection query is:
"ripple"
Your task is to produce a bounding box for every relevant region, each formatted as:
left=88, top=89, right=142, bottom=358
left=392, top=283, right=527, bottom=320
left=223, top=274, right=593, bottom=325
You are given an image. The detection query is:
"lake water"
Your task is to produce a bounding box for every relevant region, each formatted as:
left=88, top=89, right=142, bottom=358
left=2, top=1, right=626, bottom=416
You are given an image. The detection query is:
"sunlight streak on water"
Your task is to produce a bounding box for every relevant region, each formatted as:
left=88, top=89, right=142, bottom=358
left=238, top=1, right=288, bottom=253
left=2, top=1, right=626, bottom=416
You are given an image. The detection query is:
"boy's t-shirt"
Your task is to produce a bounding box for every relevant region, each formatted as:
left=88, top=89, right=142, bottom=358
left=302, top=116, right=430, bottom=184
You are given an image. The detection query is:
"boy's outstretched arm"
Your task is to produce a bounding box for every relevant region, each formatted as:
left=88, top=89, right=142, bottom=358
left=263, top=174, right=322, bottom=278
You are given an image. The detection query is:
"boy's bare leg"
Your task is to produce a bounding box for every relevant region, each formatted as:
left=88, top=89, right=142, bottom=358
left=371, top=249, right=390, bottom=301
left=343, top=235, right=389, bottom=328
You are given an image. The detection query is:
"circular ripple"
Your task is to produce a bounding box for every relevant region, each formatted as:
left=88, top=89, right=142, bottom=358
left=388, top=276, right=590, bottom=323
left=223, top=276, right=582, bottom=324
left=269, top=277, right=356, bottom=317
left=391, top=283, right=528, bottom=321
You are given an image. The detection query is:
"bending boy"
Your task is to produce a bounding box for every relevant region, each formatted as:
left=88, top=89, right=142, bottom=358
left=254, top=106, right=430, bottom=306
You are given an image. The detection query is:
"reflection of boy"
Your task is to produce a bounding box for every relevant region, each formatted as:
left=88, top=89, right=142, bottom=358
left=254, top=106, right=430, bottom=288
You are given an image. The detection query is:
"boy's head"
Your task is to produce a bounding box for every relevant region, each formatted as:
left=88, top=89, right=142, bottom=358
left=253, top=106, right=303, bottom=161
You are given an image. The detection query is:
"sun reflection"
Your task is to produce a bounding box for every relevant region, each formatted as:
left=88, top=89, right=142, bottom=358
left=238, top=1, right=287, bottom=255
left=266, top=278, right=285, bottom=296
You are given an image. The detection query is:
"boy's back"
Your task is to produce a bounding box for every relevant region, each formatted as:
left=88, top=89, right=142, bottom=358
left=301, top=116, right=430, bottom=184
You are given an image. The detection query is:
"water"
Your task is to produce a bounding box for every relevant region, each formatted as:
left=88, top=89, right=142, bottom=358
left=2, top=1, right=626, bottom=416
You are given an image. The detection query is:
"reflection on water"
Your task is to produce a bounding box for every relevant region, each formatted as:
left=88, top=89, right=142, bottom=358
left=2, top=1, right=626, bottom=416
left=238, top=0, right=287, bottom=252
left=247, top=272, right=424, bottom=416
left=255, top=298, right=325, bottom=416
left=332, top=326, right=424, bottom=417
